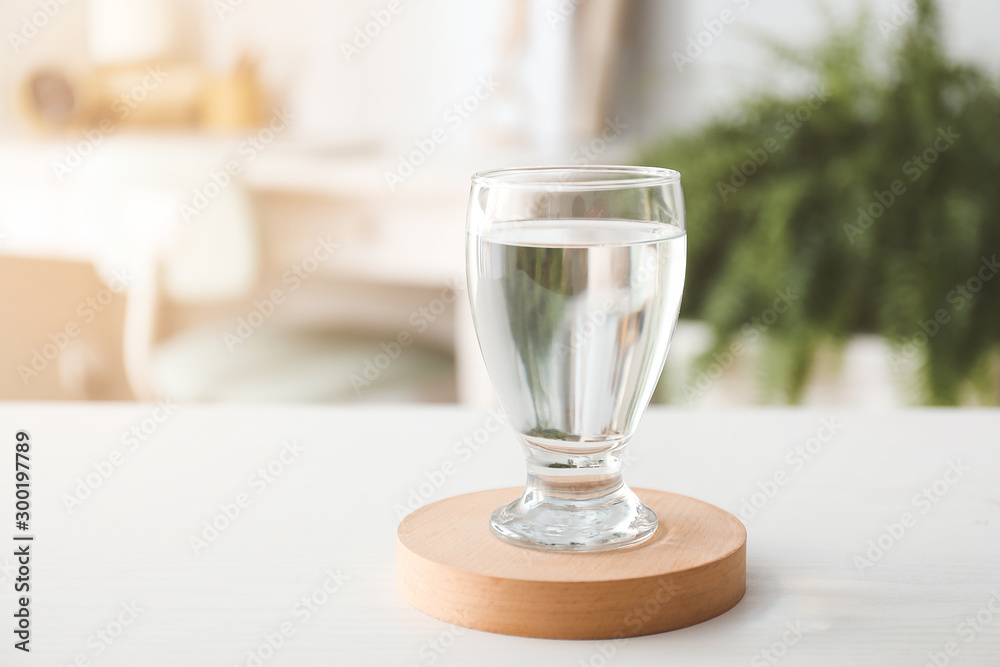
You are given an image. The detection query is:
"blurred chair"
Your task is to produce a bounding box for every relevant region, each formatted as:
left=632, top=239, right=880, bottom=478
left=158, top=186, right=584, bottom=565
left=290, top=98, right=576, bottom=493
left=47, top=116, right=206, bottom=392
left=149, top=294, right=456, bottom=403
left=144, top=190, right=459, bottom=403
left=109, top=147, right=460, bottom=404
left=0, top=137, right=457, bottom=403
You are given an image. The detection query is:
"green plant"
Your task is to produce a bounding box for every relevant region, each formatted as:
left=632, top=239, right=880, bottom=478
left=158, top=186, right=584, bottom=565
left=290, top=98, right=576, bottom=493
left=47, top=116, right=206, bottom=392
left=641, top=0, right=1000, bottom=404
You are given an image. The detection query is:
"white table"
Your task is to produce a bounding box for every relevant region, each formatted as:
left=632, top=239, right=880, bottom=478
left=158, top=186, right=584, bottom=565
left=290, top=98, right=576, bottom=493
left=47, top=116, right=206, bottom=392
left=3, top=404, right=998, bottom=666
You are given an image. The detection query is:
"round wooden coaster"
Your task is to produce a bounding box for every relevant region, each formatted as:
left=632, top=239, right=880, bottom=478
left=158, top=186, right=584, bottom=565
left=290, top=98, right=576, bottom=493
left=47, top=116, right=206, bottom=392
left=397, top=487, right=746, bottom=639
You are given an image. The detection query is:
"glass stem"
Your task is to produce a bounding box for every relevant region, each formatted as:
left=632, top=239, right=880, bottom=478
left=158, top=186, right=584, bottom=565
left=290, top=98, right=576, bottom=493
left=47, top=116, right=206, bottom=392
left=520, top=440, right=629, bottom=505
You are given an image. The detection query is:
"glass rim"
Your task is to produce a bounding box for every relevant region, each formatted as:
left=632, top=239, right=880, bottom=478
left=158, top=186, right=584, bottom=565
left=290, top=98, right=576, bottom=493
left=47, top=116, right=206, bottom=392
left=471, top=165, right=681, bottom=190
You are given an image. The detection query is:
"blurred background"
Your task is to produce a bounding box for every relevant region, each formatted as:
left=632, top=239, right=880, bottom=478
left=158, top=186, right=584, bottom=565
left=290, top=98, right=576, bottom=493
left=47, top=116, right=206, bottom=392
left=1, top=0, right=997, bottom=406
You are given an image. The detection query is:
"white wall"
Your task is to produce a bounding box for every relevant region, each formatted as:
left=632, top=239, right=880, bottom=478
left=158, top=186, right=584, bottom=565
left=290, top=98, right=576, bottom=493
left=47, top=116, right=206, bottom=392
left=0, top=0, right=506, bottom=145
left=615, top=0, right=1000, bottom=141
left=1, top=0, right=998, bottom=146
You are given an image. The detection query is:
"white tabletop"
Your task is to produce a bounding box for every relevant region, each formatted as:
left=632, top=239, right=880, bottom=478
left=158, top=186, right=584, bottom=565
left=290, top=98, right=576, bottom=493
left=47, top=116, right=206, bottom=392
left=3, top=404, right=998, bottom=666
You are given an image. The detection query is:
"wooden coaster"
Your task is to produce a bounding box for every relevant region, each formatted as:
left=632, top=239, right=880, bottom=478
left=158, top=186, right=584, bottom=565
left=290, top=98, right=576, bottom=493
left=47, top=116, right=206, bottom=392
left=397, top=487, right=746, bottom=639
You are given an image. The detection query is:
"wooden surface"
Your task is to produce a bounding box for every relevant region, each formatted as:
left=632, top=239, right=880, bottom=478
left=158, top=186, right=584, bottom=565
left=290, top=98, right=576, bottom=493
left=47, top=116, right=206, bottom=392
left=1, top=404, right=998, bottom=665
left=398, top=487, right=746, bottom=638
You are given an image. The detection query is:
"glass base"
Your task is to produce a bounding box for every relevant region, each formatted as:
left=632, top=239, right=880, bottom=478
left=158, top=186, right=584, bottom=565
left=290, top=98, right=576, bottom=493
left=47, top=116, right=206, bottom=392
left=490, top=440, right=657, bottom=552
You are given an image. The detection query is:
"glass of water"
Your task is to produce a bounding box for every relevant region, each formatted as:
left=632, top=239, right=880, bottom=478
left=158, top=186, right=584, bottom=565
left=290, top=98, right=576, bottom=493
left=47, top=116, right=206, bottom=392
left=466, top=166, right=686, bottom=551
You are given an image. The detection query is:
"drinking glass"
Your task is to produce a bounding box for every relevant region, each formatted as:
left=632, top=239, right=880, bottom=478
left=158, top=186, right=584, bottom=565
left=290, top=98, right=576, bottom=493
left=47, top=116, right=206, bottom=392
left=466, top=165, right=686, bottom=551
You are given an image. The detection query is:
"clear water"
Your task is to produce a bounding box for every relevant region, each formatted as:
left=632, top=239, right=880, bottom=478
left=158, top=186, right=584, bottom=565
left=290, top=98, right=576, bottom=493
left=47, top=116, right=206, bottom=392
left=469, top=219, right=686, bottom=452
